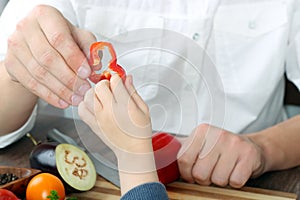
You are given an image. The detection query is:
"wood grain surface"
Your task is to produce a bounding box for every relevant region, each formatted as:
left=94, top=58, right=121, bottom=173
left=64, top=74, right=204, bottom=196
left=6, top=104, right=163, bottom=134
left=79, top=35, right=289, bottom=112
left=69, top=176, right=297, bottom=200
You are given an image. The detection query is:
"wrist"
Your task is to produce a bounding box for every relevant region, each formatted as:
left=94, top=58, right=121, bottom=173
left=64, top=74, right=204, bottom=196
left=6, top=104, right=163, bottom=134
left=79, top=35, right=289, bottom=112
left=0, top=61, right=38, bottom=133
left=247, top=129, right=285, bottom=173
left=117, top=140, right=156, bottom=172
left=119, top=167, right=159, bottom=196
left=2, top=61, right=36, bottom=97
left=117, top=148, right=159, bottom=196
left=116, top=137, right=153, bottom=155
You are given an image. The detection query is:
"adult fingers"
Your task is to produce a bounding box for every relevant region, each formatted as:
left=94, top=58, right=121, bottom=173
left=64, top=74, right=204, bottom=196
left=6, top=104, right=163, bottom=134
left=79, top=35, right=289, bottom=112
left=229, top=140, right=262, bottom=188
left=177, top=125, right=208, bottom=183
left=191, top=151, right=219, bottom=186
left=17, top=5, right=91, bottom=105
left=69, top=25, right=101, bottom=71
left=4, top=52, right=69, bottom=108
left=210, top=151, right=237, bottom=187
left=33, top=5, right=92, bottom=79
left=69, top=24, right=97, bottom=57
left=229, top=158, right=253, bottom=188
left=7, top=30, right=81, bottom=105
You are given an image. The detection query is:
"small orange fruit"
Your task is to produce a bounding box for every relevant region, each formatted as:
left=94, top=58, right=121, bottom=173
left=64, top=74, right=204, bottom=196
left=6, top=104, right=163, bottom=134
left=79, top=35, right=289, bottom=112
left=26, top=173, right=65, bottom=200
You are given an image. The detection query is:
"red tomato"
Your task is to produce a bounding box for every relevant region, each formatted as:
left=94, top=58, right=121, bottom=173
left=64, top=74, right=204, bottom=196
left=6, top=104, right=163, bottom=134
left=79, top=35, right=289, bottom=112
left=152, top=132, right=182, bottom=185
left=26, top=173, right=65, bottom=200
left=0, top=189, right=20, bottom=200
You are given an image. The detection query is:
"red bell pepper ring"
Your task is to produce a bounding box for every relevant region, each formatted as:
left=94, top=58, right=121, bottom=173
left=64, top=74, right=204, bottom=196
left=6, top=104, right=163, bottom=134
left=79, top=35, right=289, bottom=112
left=152, top=132, right=182, bottom=185
left=89, top=42, right=126, bottom=84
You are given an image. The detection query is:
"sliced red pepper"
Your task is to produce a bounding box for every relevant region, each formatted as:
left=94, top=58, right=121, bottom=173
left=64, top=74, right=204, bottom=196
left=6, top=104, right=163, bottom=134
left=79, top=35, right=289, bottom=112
left=152, top=132, right=182, bottom=185
left=89, top=42, right=126, bottom=84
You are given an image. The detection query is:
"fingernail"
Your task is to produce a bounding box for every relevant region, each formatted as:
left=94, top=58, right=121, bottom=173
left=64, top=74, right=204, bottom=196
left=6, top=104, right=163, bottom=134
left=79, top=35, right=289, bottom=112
left=77, top=60, right=91, bottom=79
left=71, top=94, right=83, bottom=105
left=59, top=99, right=69, bottom=108
left=78, top=84, right=90, bottom=95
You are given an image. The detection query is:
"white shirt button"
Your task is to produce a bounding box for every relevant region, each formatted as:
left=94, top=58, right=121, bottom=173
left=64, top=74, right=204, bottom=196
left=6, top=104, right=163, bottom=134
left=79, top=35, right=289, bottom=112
left=193, top=32, right=200, bottom=41
left=119, top=27, right=128, bottom=35
left=248, top=20, right=256, bottom=29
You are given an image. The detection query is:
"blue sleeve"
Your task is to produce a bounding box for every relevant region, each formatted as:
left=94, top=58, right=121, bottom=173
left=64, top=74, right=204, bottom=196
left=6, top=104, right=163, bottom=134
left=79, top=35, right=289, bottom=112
left=120, top=182, right=169, bottom=200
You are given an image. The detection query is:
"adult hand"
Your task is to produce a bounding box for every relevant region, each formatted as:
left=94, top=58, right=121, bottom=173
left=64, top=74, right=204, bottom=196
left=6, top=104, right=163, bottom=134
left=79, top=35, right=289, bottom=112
left=177, top=124, right=266, bottom=188
left=4, top=5, right=97, bottom=108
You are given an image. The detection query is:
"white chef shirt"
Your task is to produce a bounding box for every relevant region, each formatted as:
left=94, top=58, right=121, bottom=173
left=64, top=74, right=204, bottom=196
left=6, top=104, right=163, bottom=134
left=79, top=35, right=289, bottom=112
left=1, top=0, right=300, bottom=148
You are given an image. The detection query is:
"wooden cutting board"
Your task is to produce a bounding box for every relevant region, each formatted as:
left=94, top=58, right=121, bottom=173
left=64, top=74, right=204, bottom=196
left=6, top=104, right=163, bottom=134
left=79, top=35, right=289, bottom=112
left=69, top=176, right=297, bottom=200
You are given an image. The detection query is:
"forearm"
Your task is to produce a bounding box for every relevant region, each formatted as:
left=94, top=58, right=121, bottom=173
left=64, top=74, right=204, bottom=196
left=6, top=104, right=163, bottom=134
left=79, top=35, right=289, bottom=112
left=248, top=115, right=300, bottom=173
left=0, top=61, right=37, bottom=135
left=118, top=141, right=159, bottom=196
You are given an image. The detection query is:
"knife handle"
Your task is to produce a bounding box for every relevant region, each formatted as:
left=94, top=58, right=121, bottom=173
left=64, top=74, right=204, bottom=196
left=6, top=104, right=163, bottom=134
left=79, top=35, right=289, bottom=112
left=47, top=128, right=79, bottom=147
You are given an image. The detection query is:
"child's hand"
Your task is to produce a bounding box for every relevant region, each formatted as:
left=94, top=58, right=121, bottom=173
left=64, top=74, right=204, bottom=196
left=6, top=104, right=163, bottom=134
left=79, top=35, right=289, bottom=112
left=78, top=74, right=153, bottom=157
left=79, top=74, right=159, bottom=194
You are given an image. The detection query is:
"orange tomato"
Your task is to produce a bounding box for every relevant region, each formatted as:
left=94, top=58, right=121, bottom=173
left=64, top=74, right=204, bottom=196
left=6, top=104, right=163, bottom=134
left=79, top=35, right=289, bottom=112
left=26, top=173, right=65, bottom=200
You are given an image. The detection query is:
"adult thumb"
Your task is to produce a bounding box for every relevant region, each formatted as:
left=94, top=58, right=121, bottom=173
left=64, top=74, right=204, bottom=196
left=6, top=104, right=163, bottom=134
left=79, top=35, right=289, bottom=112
left=70, top=25, right=97, bottom=57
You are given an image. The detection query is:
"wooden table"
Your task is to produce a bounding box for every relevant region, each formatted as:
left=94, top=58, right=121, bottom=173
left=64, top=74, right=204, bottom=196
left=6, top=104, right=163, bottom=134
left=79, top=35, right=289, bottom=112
left=0, top=114, right=299, bottom=199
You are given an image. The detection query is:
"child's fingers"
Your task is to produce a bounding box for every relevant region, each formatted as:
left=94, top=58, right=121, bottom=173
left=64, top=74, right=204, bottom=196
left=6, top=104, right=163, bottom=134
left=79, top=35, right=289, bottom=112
left=94, top=79, right=115, bottom=107
left=79, top=101, right=106, bottom=141
left=110, top=74, right=131, bottom=104
left=125, top=75, right=149, bottom=114
left=83, top=88, right=102, bottom=112
left=78, top=101, right=99, bottom=131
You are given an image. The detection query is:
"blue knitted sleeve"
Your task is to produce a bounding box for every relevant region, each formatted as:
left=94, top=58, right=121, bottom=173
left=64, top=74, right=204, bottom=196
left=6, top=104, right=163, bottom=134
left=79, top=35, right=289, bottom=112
left=120, top=182, right=169, bottom=200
